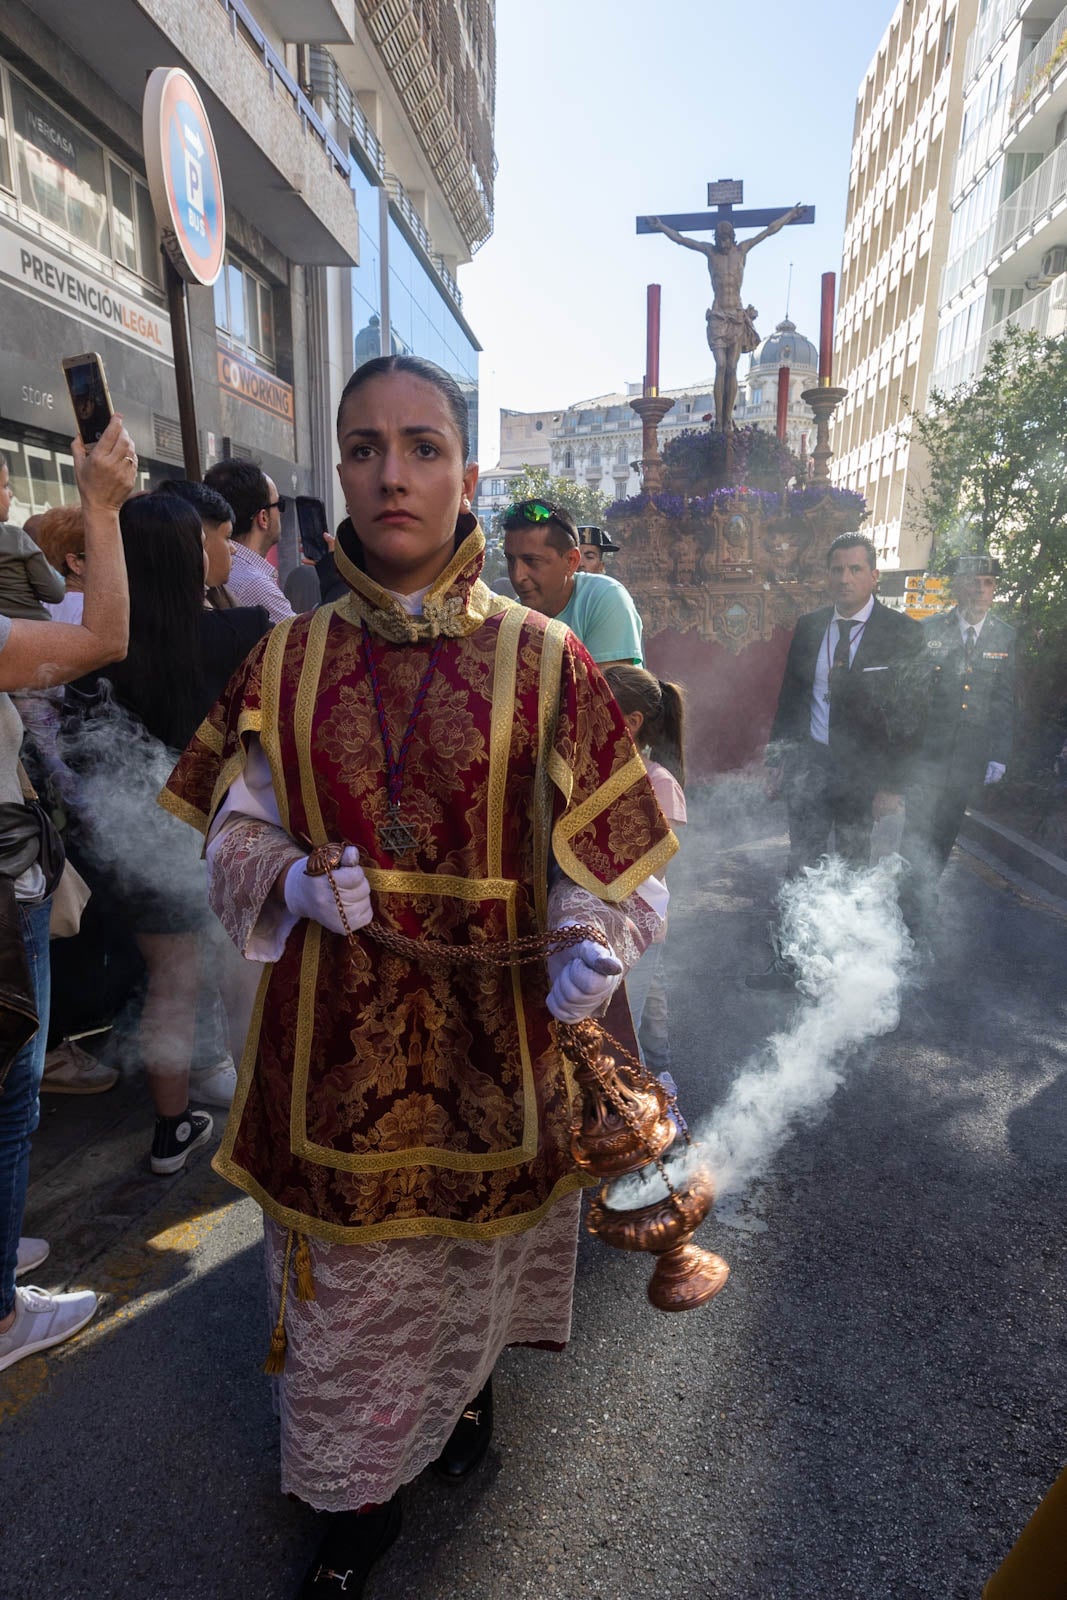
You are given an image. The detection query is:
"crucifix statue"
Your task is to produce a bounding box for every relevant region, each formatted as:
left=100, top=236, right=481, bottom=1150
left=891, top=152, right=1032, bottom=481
left=639, top=181, right=812, bottom=432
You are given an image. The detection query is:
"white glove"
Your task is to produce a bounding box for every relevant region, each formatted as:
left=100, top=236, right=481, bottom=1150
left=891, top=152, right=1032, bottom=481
left=283, top=846, right=372, bottom=935
left=546, top=925, right=624, bottom=1022
left=984, top=762, right=1006, bottom=785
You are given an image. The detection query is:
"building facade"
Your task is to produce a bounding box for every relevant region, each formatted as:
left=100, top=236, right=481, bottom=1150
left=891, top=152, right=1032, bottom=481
left=832, top=0, right=979, bottom=572
left=930, top=0, right=1067, bottom=401
left=0, top=0, right=493, bottom=553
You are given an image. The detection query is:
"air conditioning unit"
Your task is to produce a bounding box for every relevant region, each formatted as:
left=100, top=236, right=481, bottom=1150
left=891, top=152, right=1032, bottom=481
left=1040, top=245, right=1067, bottom=280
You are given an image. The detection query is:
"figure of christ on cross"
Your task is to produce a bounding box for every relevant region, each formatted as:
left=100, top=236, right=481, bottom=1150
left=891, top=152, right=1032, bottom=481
left=649, top=202, right=809, bottom=432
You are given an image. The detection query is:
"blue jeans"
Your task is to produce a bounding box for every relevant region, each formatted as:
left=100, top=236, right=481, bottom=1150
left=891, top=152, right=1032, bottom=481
left=0, top=899, right=52, bottom=1317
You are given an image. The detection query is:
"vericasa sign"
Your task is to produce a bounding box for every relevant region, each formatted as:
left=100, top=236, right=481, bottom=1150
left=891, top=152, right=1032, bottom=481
left=143, top=67, right=225, bottom=286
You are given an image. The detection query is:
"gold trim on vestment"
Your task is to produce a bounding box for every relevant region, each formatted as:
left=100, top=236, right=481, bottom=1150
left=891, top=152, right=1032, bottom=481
left=332, top=525, right=509, bottom=642
left=288, top=873, right=540, bottom=1173
left=486, top=605, right=526, bottom=879
left=551, top=751, right=679, bottom=903
left=208, top=1157, right=596, bottom=1246
left=213, top=957, right=274, bottom=1171
left=260, top=617, right=296, bottom=837
left=294, top=606, right=333, bottom=846
left=195, top=718, right=224, bottom=756
left=532, top=619, right=568, bottom=929
left=157, top=786, right=208, bottom=834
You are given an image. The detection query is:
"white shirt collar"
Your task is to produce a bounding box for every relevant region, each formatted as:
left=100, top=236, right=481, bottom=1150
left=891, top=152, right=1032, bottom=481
left=831, top=594, right=875, bottom=627
left=383, top=583, right=431, bottom=617
left=958, top=608, right=988, bottom=640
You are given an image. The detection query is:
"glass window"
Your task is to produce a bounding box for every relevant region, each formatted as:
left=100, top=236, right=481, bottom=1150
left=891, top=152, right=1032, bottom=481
left=227, top=262, right=246, bottom=342
left=135, top=180, right=161, bottom=286
left=0, top=80, right=11, bottom=193
left=9, top=74, right=111, bottom=257
left=213, top=270, right=228, bottom=333
left=109, top=160, right=137, bottom=272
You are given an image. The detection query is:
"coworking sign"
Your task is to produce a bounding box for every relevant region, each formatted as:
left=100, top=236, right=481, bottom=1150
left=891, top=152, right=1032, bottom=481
left=143, top=67, right=225, bottom=286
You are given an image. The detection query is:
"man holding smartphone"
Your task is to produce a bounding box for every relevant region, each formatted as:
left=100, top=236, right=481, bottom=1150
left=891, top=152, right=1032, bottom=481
left=204, top=458, right=294, bottom=626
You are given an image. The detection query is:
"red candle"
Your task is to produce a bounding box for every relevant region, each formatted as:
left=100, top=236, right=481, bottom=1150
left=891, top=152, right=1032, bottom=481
left=646, top=284, right=661, bottom=395
left=776, top=365, right=791, bottom=441
left=819, top=272, right=836, bottom=384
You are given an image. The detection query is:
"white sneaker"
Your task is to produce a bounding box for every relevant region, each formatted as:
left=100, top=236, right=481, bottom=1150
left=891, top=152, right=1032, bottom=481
left=40, top=1040, right=120, bottom=1096
left=15, top=1236, right=49, bottom=1277
left=0, top=1285, right=98, bottom=1373
left=189, top=1057, right=236, bottom=1107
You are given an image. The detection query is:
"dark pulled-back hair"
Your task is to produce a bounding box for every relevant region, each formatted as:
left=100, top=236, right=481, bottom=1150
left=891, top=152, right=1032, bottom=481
left=501, top=498, right=579, bottom=556
left=106, top=493, right=207, bottom=750
left=203, top=458, right=270, bottom=537
left=336, top=355, right=472, bottom=462
left=603, top=664, right=687, bottom=786
left=157, top=477, right=235, bottom=527
left=826, top=532, right=878, bottom=570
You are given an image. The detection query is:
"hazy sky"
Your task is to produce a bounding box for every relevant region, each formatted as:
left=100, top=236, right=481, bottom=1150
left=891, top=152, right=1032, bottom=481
left=460, top=0, right=892, bottom=467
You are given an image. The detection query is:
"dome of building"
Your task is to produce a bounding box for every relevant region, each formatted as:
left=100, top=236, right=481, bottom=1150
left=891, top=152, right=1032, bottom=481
left=749, top=316, right=818, bottom=372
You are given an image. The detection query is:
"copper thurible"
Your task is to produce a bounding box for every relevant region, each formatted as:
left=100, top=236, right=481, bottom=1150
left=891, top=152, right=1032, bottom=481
left=557, top=1021, right=730, bottom=1314
left=588, top=1168, right=731, bottom=1313
left=569, top=1043, right=677, bottom=1178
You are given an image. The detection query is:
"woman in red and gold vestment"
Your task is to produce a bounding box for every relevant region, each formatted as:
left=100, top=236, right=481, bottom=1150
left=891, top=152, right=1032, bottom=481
left=161, top=356, right=676, bottom=1598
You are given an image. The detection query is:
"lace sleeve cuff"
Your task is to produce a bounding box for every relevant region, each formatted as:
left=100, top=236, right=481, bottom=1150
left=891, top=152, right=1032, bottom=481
left=547, top=876, right=665, bottom=974
left=206, top=816, right=304, bottom=961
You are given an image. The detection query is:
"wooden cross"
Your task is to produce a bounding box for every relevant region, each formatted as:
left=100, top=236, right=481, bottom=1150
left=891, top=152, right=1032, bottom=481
left=636, top=178, right=816, bottom=236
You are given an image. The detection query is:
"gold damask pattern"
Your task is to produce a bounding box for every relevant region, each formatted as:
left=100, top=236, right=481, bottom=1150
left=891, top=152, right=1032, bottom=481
left=162, top=526, right=677, bottom=1245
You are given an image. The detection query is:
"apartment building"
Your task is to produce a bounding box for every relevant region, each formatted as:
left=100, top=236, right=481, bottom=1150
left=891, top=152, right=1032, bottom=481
left=0, top=0, right=492, bottom=543
left=930, top=0, right=1067, bottom=398
left=832, top=0, right=979, bottom=571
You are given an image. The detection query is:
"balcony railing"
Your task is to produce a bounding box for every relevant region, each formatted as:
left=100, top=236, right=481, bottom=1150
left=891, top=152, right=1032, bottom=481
left=950, top=82, right=1011, bottom=198
left=928, top=273, right=1067, bottom=398
left=218, top=0, right=350, bottom=180
left=1011, top=1, right=1067, bottom=115
left=386, top=173, right=463, bottom=310
left=964, top=0, right=1024, bottom=87
left=941, top=220, right=996, bottom=302
left=992, top=137, right=1067, bottom=256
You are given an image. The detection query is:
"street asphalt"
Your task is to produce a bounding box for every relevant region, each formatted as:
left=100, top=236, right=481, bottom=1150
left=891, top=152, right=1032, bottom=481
left=2, top=782, right=1065, bottom=1600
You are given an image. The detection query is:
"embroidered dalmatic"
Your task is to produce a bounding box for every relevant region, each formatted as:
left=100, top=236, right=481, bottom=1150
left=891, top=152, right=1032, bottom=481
left=160, top=518, right=676, bottom=1507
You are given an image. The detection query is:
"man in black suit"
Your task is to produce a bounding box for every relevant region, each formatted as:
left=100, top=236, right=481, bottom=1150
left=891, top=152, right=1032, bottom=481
left=764, top=532, right=927, bottom=873
left=899, top=554, right=1015, bottom=930
left=748, top=533, right=926, bottom=988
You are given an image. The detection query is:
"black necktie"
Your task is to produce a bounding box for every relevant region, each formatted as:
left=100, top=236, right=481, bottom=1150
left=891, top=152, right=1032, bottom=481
left=964, top=625, right=977, bottom=668
left=829, top=618, right=856, bottom=697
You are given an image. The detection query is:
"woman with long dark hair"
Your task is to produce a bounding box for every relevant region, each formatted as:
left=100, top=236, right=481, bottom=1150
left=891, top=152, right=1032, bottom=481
left=63, top=492, right=268, bottom=1173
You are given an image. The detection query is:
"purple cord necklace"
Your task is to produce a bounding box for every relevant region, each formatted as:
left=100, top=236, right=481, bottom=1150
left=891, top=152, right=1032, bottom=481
left=360, top=619, right=444, bottom=856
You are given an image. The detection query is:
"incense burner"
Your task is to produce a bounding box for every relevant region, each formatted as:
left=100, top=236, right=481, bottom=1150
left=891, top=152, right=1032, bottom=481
left=561, top=1021, right=729, bottom=1313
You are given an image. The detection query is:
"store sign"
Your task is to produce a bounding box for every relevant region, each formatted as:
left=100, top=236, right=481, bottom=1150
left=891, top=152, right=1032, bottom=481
left=0, top=220, right=173, bottom=358
left=217, top=347, right=294, bottom=423
left=143, top=67, right=225, bottom=286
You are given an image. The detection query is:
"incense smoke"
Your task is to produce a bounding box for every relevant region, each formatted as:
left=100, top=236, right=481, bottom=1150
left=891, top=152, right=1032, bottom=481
left=609, top=853, right=911, bottom=1209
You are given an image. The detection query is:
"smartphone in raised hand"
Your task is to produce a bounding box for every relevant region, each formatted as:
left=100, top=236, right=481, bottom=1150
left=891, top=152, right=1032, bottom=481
left=62, top=352, right=114, bottom=446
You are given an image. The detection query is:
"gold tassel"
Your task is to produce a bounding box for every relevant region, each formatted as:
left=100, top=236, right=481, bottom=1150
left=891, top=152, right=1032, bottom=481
left=294, top=1233, right=316, bottom=1301
left=263, top=1228, right=295, bottom=1374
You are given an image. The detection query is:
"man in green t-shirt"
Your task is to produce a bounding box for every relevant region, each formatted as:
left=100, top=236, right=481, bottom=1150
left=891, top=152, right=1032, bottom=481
left=502, top=500, right=643, bottom=667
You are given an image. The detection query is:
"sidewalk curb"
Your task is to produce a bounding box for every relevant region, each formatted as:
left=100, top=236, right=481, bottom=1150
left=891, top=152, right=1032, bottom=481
left=959, top=809, right=1067, bottom=904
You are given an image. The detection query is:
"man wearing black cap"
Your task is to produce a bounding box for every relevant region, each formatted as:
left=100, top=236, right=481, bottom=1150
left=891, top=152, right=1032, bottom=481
left=577, top=525, right=620, bottom=575
left=900, top=554, right=1015, bottom=930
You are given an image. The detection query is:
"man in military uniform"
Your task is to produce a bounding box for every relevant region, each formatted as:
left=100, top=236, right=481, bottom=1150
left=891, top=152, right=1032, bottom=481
left=900, top=554, right=1015, bottom=930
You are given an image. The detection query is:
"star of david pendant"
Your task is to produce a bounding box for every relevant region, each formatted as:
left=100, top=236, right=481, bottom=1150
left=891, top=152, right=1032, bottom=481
left=378, top=808, right=419, bottom=856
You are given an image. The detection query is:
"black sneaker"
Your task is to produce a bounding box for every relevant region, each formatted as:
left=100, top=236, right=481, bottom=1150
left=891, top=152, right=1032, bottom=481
left=150, top=1109, right=213, bottom=1175
left=296, top=1497, right=402, bottom=1598
left=431, top=1376, right=494, bottom=1481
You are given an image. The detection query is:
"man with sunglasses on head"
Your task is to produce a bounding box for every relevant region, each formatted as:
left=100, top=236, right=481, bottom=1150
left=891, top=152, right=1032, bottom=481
left=204, top=457, right=295, bottom=626
left=502, top=500, right=643, bottom=667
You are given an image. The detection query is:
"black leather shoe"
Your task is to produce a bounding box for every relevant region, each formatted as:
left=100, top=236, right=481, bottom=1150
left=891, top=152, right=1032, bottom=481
left=295, top=1496, right=401, bottom=1598
left=431, top=1376, right=493, bottom=1481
